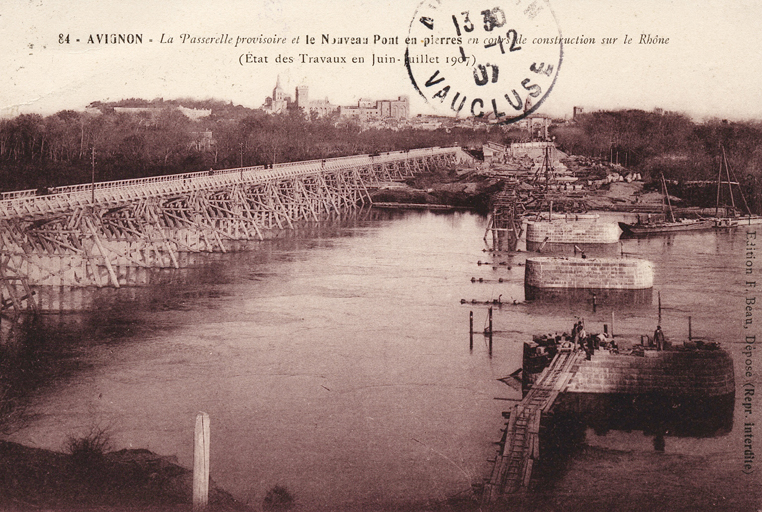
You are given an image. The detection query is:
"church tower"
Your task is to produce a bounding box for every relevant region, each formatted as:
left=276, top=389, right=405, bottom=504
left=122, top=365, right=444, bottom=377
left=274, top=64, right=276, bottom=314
left=273, top=75, right=284, bottom=102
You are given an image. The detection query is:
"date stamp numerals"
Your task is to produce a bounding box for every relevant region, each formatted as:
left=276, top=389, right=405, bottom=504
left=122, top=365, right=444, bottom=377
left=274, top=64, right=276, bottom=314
left=473, top=63, right=499, bottom=85
left=480, top=7, right=506, bottom=32
left=407, top=0, right=561, bottom=123
left=485, top=28, right=522, bottom=54
left=451, top=12, right=474, bottom=36
left=453, top=7, right=509, bottom=36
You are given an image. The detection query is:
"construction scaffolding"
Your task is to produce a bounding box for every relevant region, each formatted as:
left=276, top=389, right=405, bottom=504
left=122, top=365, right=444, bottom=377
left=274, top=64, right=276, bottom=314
left=1, top=147, right=470, bottom=314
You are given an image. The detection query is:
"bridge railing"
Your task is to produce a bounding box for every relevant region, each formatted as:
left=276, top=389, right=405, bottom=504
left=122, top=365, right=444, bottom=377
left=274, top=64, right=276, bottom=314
left=0, top=146, right=461, bottom=218
left=0, top=189, right=37, bottom=200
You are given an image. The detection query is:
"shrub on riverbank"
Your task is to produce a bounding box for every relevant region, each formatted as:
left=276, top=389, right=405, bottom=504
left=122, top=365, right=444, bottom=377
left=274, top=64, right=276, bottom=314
left=263, top=484, right=294, bottom=510
left=66, top=425, right=112, bottom=469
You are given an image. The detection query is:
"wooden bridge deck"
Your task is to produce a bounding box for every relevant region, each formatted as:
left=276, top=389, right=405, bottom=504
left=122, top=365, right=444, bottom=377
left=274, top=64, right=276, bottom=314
left=481, top=349, right=585, bottom=503
left=0, top=146, right=472, bottom=312
left=0, top=147, right=462, bottom=220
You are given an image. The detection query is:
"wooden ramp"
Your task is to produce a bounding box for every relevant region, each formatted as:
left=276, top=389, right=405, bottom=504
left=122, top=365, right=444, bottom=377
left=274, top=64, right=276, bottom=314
left=482, top=349, right=584, bottom=503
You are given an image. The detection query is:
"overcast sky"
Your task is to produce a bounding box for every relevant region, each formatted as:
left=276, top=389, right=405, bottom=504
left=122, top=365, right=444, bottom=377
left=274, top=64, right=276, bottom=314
left=2, top=0, right=761, bottom=121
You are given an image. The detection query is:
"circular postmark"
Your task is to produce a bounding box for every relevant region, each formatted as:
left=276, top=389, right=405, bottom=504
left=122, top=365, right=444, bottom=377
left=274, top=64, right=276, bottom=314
left=405, top=0, right=562, bottom=124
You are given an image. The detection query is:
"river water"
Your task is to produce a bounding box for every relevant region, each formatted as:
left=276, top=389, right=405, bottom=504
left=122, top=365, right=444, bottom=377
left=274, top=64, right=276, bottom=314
left=3, top=210, right=760, bottom=511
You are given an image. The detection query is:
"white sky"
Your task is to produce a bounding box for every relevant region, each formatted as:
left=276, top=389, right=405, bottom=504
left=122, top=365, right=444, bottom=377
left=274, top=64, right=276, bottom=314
left=2, top=0, right=761, bottom=121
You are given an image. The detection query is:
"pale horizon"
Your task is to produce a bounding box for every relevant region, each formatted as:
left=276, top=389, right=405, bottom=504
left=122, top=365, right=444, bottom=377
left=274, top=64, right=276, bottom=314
left=2, top=0, right=762, bottom=123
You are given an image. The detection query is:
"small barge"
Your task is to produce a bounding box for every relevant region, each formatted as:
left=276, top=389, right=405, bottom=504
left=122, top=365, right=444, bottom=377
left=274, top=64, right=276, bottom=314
left=618, top=218, right=714, bottom=235
left=618, top=172, right=716, bottom=236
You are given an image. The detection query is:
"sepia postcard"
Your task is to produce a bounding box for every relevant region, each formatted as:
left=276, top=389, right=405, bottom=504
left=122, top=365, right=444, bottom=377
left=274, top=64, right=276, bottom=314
left=0, top=0, right=760, bottom=511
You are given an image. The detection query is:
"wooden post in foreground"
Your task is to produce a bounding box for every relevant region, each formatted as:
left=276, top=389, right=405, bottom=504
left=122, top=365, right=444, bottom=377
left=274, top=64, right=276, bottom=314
left=658, top=291, right=662, bottom=324
left=611, top=311, right=615, bottom=338
left=194, top=412, right=210, bottom=511
left=469, top=311, right=474, bottom=350
left=488, top=307, right=493, bottom=356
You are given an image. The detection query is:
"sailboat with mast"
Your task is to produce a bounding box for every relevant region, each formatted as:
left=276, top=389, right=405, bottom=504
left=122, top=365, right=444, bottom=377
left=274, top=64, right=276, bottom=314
left=713, top=145, right=762, bottom=227
left=618, top=173, right=713, bottom=235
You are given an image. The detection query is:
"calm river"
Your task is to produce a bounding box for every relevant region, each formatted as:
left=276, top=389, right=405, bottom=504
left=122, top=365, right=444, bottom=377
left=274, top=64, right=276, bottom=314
left=4, top=210, right=760, bottom=511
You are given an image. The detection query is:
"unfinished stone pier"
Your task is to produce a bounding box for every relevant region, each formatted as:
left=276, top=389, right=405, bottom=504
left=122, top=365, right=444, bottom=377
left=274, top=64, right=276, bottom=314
left=524, top=256, right=654, bottom=291
left=566, top=349, right=735, bottom=397
left=525, top=218, right=621, bottom=252
left=483, top=339, right=735, bottom=503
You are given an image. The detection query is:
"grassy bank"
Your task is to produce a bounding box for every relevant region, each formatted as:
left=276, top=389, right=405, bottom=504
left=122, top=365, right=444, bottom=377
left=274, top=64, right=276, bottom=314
left=0, top=439, right=250, bottom=511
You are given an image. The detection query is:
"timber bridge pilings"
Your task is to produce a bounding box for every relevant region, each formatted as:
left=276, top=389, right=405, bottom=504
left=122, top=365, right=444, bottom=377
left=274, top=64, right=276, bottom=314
left=481, top=350, right=585, bottom=504
left=0, top=146, right=471, bottom=313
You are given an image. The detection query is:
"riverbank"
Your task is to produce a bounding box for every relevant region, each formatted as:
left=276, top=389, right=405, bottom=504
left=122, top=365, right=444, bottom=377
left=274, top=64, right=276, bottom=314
left=0, top=440, right=250, bottom=511
left=0, top=437, right=486, bottom=512
left=369, top=165, right=503, bottom=214
left=368, top=162, right=663, bottom=215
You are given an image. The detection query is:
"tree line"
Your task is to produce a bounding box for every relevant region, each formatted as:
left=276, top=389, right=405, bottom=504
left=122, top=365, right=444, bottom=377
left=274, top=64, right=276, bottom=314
left=551, top=110, right=762, bottom=212
left=0, top=99, right=503, bottom=193
left=4, top=101, right=762, bottom=212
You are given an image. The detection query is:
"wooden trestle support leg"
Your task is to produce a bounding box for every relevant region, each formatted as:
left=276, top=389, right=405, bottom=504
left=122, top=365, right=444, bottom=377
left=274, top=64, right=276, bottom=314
left=0, top=148, right=470, bottom=312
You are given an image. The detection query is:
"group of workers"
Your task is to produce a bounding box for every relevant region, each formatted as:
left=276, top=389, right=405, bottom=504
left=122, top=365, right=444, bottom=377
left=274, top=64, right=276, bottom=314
left=536, top=320, right=667, bottom=362
left=573, top=320, right=667, bottom=354
left=570, top=320, right=607, bottom=359
left=542, top=319, right=617, bottom=360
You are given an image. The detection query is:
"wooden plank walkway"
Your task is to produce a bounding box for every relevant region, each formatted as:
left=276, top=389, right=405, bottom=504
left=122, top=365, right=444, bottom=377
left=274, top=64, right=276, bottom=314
left=0, top=147, right=466, bottom=221
left=481, top=349, right=585, bottom=503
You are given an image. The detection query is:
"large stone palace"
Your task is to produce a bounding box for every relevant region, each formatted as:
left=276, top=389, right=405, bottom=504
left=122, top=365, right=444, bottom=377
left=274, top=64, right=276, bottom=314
left=262, top=76, right=409, bottom=120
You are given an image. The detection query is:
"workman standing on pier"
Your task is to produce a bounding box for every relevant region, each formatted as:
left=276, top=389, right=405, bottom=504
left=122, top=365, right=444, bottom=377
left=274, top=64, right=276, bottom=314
left=654, top=325, right=665, bottom=351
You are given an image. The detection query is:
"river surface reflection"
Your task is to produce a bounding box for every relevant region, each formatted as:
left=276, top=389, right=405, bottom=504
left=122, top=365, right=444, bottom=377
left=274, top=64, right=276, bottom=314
left=3, top=210, right=759, bottom=511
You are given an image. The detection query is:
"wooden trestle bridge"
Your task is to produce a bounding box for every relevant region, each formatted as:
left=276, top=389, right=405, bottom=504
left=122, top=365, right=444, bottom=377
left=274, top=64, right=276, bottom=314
left=0, top=146, right=470, bottom=314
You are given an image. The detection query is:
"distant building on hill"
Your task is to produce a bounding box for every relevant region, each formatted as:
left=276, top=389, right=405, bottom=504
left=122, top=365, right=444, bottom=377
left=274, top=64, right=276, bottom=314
left=514, top=113, right=551, bottom=139
left=295, top=85, right=309, bottom=111
left=261, top=77, right=407, bottom=120
left=262, top=75, right=293, bottom=114
left=308, top=98, right=338, bottom=117
left=339, top=96, right=409, bottom=120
